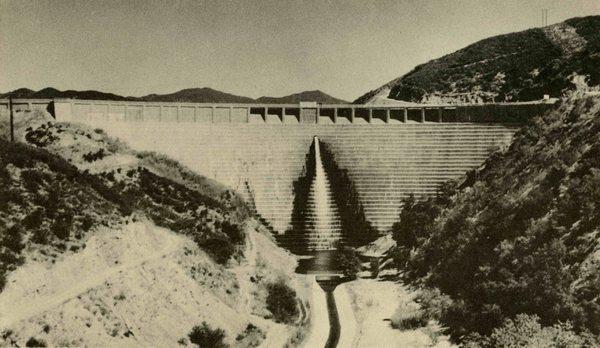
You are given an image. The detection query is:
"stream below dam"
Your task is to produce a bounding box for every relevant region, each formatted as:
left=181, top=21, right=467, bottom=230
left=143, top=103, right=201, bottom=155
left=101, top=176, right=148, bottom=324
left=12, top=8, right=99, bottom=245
left=296, top=250, right=353, bottom=348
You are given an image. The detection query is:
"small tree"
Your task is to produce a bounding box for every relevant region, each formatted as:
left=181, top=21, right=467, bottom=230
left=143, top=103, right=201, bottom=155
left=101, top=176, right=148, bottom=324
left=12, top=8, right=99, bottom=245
left=266, top=282, right=299, bottom=323
left=188, top=322, right=227, bottom=348
left=25, top=337, right=46, bottom=347
left=338, top=248, right=362, bottom=278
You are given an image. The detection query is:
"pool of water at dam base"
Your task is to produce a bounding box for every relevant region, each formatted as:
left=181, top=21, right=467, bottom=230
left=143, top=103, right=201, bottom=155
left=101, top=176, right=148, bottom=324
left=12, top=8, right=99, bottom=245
left=295, top=250, right=348, bottom=275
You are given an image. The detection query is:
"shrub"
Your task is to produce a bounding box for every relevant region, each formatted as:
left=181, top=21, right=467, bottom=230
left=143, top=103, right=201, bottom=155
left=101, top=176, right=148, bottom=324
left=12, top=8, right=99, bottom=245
left=415, top=287, right=453, bottom=322
left=51, top=211, right=73, bottom=240
left=370, top=258, right=380, bottom=278
left=187, top=322, right=227, bottom=348
left=25, top=337, right=46, bottom=347
left=25, top=127, right=58, bottom=148
left=0, top=271, right=5, bottom=292
left=31, top=227, right=48, bottom=244
left=22, top=208, right=44, bottom=229
left=82, top=149, right=107, bottom=162
left=80, top=215, right=94, bottom=231
left=235, top=323, right=265, bottom=347
left=1, top=225, right=24, bottom=253
left=337, top=248, right=362, bottom=278
left=197, top=238, right=235, bottom=265
left=221, top=221, right=245, bottom=245
left=463, top=314, right=599, bottom=347
left=391, top=302, right=427, bottom=330
left=266, top=281, right=299, bottom=324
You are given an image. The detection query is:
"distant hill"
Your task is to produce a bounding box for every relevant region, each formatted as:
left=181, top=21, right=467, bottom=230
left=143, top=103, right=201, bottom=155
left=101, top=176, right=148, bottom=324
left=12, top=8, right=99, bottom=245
left=138, top=87, right=256, bottom=103
left=1, top=87, right=348, bottom=104
left=0, top=87, right=130, bottom=101
left=256, top=90, right=348, bottom=104
left=355, top=15, right=600, bottom=104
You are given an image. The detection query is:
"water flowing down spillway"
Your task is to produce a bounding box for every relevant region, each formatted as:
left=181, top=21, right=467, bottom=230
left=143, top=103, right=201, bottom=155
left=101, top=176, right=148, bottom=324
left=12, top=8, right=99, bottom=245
left=305, top=137, right=342, bottom=251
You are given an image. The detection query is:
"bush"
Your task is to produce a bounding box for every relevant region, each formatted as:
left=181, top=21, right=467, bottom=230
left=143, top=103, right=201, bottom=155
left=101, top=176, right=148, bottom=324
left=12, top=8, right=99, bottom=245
left=22, top=208, right=44, bottom=229
left=187, top=322, right=227, bottom=348
left=235, top=323, right=265, bottom=347
left=1, top=225, right=24, bottom=253
left=80, top=215, right=94, bottom=231
left=25, top=337, right=46, bottom=347
left=337, top=248, right=362, bottom=278
left=221, top=221, right=245, bottom=245
left=82, top=149, right=107, bottom=162
left=51, top=211, right=73, bottom=240
left=463, top=314, right=599, bottom=348
left=370, top=258, right=380, bottom=278
left=391, top=302, right=428, bottom=330
left=25, top=127, right=58, bottom=147
left=415, top=287, right=453, bottom=322
left=0, top=272, right=5, bottom=293
left=266, top=281, right=299, bottom=324
left=197, top=238, right=235, bottom=265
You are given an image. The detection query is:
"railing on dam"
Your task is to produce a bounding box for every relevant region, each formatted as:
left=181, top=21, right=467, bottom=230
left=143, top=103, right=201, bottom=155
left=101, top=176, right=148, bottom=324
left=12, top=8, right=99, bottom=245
left=0, top=98, right=556, bottom=125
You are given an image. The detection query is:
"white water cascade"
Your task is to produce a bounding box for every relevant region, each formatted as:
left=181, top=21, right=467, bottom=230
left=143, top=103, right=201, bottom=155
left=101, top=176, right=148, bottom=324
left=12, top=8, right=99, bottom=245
left=305, top=137, right=342, bottom=250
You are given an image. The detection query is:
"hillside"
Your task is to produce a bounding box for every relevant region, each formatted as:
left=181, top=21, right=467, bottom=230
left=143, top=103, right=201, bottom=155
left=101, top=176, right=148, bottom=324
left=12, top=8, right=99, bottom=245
left=1, top=87, right=348, bottom=104
left=255, top=90, right=348, bottom=104
left=356, top=15, right=600, bottom=104
left=0, top=110, right=310, bottom=347
left=0, top=87, right=254, bottom=104
left=389, top=94, right=600, bottom=345
left=0, top=88, right=131, bottom=101
left=138, top=87, right=257, bottom=104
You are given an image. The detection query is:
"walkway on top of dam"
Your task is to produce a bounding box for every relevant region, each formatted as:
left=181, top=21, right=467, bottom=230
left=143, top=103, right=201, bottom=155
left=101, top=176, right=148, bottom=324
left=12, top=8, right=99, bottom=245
left=1, top=98, right=556, bottom=125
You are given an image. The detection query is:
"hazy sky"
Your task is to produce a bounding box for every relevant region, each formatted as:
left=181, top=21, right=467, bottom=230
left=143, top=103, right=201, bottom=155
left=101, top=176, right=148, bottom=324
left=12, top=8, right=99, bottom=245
left=1, top=0, right=599, bottom=100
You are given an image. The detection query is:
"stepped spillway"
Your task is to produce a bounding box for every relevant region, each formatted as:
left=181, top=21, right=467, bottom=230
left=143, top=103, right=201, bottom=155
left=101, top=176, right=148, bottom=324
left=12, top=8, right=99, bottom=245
left=304, top=137, right=343, bottom=250
left=73, top=119, right=517, bottom=234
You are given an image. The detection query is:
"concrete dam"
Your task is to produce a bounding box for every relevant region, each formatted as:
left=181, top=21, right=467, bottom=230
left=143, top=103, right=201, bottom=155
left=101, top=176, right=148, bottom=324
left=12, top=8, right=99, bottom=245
left=2, top=98, right=553, bottom=252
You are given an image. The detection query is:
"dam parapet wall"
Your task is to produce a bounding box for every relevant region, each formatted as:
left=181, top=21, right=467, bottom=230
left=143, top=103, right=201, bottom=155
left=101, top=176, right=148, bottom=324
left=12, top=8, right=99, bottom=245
left=0, top=98, right=555, bottom=125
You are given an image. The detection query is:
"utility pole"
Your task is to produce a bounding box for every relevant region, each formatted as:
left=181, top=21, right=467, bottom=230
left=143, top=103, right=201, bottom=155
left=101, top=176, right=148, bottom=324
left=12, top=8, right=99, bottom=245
left=542, top=9, right=548, bottom=26
left=9, top=97, right=14, bottom=142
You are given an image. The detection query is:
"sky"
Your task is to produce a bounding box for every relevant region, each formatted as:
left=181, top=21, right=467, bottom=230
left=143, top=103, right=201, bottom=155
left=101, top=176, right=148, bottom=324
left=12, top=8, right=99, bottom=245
left=1, top=0, right=599, bottom=101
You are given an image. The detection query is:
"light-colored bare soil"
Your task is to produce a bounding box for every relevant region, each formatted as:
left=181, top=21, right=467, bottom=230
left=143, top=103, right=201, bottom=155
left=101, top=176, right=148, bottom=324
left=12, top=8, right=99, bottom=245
left=0, top=221, right=307, bottom=347
left=300, top=276, right=329, bottom=348
left=334, top=282, right=358, bottom=347
left=345, top=278, right=454, bottom=348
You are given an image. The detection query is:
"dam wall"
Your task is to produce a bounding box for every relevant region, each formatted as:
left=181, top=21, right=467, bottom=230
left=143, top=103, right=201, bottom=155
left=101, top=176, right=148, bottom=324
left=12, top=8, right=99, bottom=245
left=0, top=99, right=53, bottom=120
left=27, top=98, right=551, bottom=236
left=46, top=98, right=553, bottom=125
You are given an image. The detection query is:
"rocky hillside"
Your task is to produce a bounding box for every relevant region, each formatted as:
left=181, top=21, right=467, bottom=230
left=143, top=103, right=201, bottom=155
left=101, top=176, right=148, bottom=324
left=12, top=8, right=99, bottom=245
left=390, top=94, right=600, bottom=345
left=0, top=110, right=310, bottom=347
left=356, top=16, right=600, bottom=104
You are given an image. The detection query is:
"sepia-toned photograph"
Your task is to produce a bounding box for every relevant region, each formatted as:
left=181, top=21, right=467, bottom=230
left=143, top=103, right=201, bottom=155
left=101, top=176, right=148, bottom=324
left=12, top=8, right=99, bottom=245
left=1, top=1, right=599, bottom=347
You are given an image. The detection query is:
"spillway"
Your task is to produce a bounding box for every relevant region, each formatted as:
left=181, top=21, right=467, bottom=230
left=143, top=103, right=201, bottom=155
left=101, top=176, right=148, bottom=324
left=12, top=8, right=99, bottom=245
left=305, top=137, right=342, bottom=250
